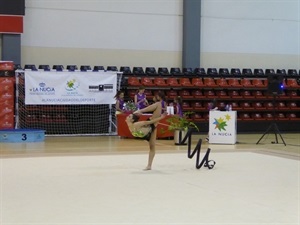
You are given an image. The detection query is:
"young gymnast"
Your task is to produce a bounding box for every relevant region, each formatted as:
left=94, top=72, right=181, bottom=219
left=125, top=101, right=167, bottom=170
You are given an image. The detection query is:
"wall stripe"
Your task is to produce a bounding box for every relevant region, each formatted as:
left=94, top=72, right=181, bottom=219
left=0, top=15, right=23, bottom=33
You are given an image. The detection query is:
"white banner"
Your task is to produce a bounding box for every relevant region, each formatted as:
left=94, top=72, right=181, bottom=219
left=209, top=111, right=237, bottom=144
left=25, top=71, right=117, bottom=105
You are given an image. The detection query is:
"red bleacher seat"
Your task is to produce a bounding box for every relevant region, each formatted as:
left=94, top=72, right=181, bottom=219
left=192, top=102, right=204, bottom=110
left=216, top=78, right=230, bottom=87
left=154, top=77, right=167, bottom=87
left=192, top=78, right=204, bottom=87
left=192, top=90, right=203, bottom=98
left=241, top=78, right=254, bottom=87
left=166, top=78, right=180, bottom=86
left=166, top=90, right=178, bottom=98
left=180, top=78, right=193, bottom=86
left=228, top=78, right=243, bottom=88
left=204, top=78, right=217, bottom=87
left=127, top=77, right=141, bottom=86
left=141, top=77, right=155, bottom=86
left=179, top=90, right=192, bottom=99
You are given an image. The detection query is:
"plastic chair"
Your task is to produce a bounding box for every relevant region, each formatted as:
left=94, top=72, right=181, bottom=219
left=231, top=102, right=242, bottom=110
left=219, top=68, right=230, bottom=76
left=166, top=90, right=178, bottom=98
left=192, top=102, right=204, bottom=110
left=253, top=102, right=265, bottom=109
left=170, top=67, right=181, bottom=75
left=204, top=90, right=216, bottom=98
left=253, top=69, right=264, bottom=77
left=228, top=90, right=242, bottom=98
left=230, top=68, right=241, bottom=76
left=38, top=65, right=50, bottom=71
left=265, top=69, right=275, bottom=75
left=192, top=113, right=204, bottom=121
left=66, top=65, right=78, bottom=71
left=287, top=90, right=298, bottom=97
left=53, top=65, right=64, bottom=71
left=132, top=67, right=145, bottom=75
left=240, top=90, right=252, bottom=98
left=216, top=78, right=230, bottom=87
left=182, top=102, right=193, bottom=110
left=191, top=78, right=204, bottom=87
left=286, top=113, right=298, bottom=120
left=24, top=64, right=37, bottom=71
left=207, top=68, right=218, bottom=76
left=182, top=67, right=193, bottom=75
left=179, top=78, right=193, bottom=86
left=154, top=77, right=167, bottom=86
left=166, top=77, right=180, bottom=86
left=14, top=64, right=22, bottom=70
left=252, top=78, right=266, bottom=87
left=228, top=78, right=243, bottom=87
left=277, top=102, right=288, bottom=109
left=287, top=69, right=298, bottom=77
left=252, top=113, right=264, bottom=120
left=263, top=113, right=273, bottom=120
left=217, top=102, right=226, bottom=111
left=203, top=78, right=217, bottom=87
left=240, top=113, right=252, bottom=120
left=216, top=90, right=228, bottom=98
left=242, top=68, right=253, bottom=76
left=141, top=77, right=155, bottom=86
left=240, top=102, right=253, bottom=109
left=252, top=90, right=264, bottom=98
left=144, top=90, right=153, bottom=98
left=93, top=66, right=104, bottom=71
left=264, top=102, right=274, bottom=109
left=80, top=65, right=91, bottom=71
left=286, top=79, right=300, bottom=88
left=287, top=102, right=297, bottom=108
left=193, top=68, right=206, bottom=76
left=145, top=67, right=157, bottom=76
left=158, top=67, right=169, bottom=76
left=179, top=90, right=192, bottom=99
left=276, top=69, right=286, bottom=76
left=120, top=66, right=132, bottom=74
left=127, top=77, right=141, bottom=86
left=276, top=113, right=288, bottom=120
left=241, top=78, right=254, bottom=87
left=107, top=66, right=118, bottom=71
left=128, top=90, right=137, bottom=99
left=191, top=90, right=203, bottom=98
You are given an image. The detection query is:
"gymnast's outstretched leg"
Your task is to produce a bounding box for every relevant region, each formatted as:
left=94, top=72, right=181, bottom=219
left=134, top=102, right=162, bottom=115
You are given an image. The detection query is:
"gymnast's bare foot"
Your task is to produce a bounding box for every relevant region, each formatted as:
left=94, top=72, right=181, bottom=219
left=143, top=166, right=151, bottom=171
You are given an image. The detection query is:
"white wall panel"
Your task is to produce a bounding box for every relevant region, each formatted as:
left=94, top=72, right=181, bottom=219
left=200, top=0, right=300, bottom=55
left=22, top=0, right=183, bottom=51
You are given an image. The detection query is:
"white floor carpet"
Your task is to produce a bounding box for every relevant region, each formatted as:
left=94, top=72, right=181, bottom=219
left=1, top=152, right=299, bottom=225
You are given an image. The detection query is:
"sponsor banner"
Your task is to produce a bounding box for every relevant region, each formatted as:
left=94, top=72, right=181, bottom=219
left=209, top=111, right=237, bottom=144
left=25, top=71, right=117, bottom=105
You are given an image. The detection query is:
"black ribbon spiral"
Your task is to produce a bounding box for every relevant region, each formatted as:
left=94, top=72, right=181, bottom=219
left=178, top=129, right=216, bottom=170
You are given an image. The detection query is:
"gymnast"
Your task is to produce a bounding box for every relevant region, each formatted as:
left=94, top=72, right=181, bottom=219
left=125, top=101, right=167, bottom=170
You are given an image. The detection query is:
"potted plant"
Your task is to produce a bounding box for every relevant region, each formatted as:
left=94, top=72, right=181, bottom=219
left=166, top=112, right=199, bottom=145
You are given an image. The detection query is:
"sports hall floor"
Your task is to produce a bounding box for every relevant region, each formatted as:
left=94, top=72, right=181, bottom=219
left=0, top=132, right=299, bottom=225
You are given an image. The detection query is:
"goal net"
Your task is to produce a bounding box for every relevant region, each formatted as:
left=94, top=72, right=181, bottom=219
left=15, top=70, right=122, bottom=135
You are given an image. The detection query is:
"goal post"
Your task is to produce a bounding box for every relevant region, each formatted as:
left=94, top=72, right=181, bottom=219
left=15, top=70, right=122, bottom=135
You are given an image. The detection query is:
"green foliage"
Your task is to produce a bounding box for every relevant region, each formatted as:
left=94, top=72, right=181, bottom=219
left=124, top=101, right=138, bottom=112
left=166, top=112, right=199, bottom=132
